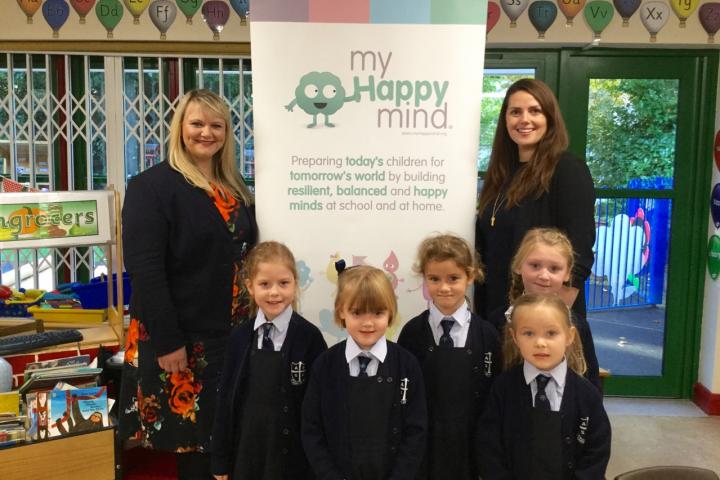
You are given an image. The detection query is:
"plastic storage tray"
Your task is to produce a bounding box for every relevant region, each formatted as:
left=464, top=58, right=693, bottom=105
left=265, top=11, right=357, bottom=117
left=0, top=290, right=46, bottom=317
left=72, top=273, right=131, bottom=310
left=27, top=305, right=107, bottom=324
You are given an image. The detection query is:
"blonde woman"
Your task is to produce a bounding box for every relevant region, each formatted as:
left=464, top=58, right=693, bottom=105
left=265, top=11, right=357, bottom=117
left=119, top=89, right=257, bottom=478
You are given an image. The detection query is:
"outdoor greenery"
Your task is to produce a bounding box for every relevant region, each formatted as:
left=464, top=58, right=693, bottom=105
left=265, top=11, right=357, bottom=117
left=586, top=78, right=678, bottom=189
left=478, top=75, right=679, bottom=192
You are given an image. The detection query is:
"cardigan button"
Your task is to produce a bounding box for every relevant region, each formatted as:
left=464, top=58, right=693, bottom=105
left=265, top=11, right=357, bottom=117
left=428, top=346, right=434, bottom=352
left=473, top=366, right=480, bottom=373
left=567, top=461, right=574, bottom=469
left=282, top=428, right=289, bottom=435
left=377, top=377, right=384, bottom=383
left=283, top=405, right=289, bottom=413
left=387, top=376, right=393, bottom=383
left=467, top=349, right=473, bottom=355
left=564, top=435, right=572, bottom=445
left=392, top=427, right=399, bottom=434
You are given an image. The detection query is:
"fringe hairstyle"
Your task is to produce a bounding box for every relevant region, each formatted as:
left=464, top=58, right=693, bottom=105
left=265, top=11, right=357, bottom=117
left=478, top=78, right=568, bottom=214
left=334, top=265, right=398, bottom=328
left=242, top=241, right=299, bottom=316
left=502, top=293, right=587, bottom=375
left=413, top=233, right=485, bottom=283
left=168, top=89, right=253, bottom=206
left=508, top=228, right=575, bottom=303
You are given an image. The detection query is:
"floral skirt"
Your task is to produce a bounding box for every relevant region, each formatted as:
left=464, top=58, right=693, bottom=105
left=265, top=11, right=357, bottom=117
left=118, top=318, right=227, bottom=453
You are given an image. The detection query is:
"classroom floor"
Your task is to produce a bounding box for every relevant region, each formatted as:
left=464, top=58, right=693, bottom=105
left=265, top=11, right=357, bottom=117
left=606, top=398, right=720, bottom=478
left=121, top=398, right=720, bottom=479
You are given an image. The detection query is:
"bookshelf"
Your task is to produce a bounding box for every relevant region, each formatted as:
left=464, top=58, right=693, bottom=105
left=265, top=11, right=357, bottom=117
left=0, top=188, right=125, bottom=478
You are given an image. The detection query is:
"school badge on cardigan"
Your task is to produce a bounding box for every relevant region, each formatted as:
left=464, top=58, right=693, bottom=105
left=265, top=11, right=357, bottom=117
left=484, top=352, right=493, bottom=377
left=290, top=361, right=306, bottom=386
left=577, top=416, right=590, bottom=444
left=400, top=378, right=409, bottom=405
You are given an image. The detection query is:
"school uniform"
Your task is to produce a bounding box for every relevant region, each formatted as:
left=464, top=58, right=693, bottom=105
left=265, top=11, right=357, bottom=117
left=397, top=303, right=501, bottom=480
left=476, top=361, right=611, bottom=480
left=488, top=304, right=602, bottom=392
left=302, top=337, right=427, bottom=480
left=211, top=307, right=327, bottom=479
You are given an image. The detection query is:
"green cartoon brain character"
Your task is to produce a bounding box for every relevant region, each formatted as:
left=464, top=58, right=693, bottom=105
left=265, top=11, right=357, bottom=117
left=285, top=71, right=358, bottom=128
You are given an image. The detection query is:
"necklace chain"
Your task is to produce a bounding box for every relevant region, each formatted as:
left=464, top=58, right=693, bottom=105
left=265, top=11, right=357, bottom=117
left=491, top=192, right=506, bottom=227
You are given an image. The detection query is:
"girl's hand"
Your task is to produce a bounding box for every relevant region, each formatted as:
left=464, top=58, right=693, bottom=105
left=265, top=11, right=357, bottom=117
left=157, top=346, right=188, bottom=373
left=559, top=285, right=579, bottom=308
left=213, top=475, right=228, bottom=480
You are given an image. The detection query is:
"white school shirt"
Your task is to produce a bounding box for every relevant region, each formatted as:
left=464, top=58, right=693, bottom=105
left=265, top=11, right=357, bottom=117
left=345, top=335, right=387, bottom=377
left=253, top=305, right=292, bottom=351
left=523, top=358, right=568, bottom=412
left=428, top=301, right=471, bottom=347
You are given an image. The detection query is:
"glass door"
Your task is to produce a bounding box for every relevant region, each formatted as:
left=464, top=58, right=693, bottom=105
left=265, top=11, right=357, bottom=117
left=558, top=50, right=716, bottom=396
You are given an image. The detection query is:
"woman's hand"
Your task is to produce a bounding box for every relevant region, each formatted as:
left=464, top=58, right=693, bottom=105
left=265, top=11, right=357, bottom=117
left=559, top=285, right=579, bottom=308
left=213, top=475, right=228, bottom=480
left=157, top=346, right=188, bottom=373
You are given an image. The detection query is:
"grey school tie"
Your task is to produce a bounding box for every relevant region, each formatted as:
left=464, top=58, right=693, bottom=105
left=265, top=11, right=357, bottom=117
left=261, top=323, right=274, bottom=351
left=439, top=318, right=455, bottom=348
left=535, top=375, right=552, bottom=411
left=358, top=356, right=371, bottom=377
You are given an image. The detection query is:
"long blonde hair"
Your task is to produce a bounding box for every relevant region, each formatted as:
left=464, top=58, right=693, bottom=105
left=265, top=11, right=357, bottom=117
left=334, top=266, right=398, bottom=328
left=243, top=241, right=300, bottom=316
left=503, top=293, right=587, bottom=374
left=509, top=228, right=575, bottom=303
left=168, top=89, right=253, bottom=205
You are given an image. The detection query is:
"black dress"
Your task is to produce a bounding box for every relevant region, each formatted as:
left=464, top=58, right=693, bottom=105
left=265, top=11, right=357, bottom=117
left=475, top=152, right=600, bottom=387
left=118, top=161, right=257, bottom=453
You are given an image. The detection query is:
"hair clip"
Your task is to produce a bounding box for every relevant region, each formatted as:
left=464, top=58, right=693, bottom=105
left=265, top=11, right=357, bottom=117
left=335, top=259, right=347, bottom=275
left=504, top=305, right=514, bottom=323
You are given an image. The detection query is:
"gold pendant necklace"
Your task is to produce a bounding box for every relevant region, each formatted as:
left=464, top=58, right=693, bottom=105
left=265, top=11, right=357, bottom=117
left=491, top=192, right=506, bottom=227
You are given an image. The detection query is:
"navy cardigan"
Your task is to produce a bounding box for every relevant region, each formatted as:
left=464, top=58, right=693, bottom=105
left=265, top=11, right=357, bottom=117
left=302, top=341, right=427, bottom=480
left=476, top=365, right=611, bottom=480
left=211, top=312, right=327, bottom=476
left=397, top=310, right=501, bottom=415
left=122, top=161, right=257, bottom=355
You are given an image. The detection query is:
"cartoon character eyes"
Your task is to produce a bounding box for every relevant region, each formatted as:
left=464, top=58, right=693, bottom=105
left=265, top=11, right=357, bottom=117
left=304, top=84, right=320, bottom=99
left=322, top=85, right=338, bottom=98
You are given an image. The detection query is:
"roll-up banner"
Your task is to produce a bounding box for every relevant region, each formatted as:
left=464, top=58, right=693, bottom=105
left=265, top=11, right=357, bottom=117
left=252, top=0, right=488, bottom=342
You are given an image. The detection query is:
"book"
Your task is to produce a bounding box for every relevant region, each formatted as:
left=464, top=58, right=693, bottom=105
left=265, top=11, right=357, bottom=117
left=26, top=391, right=51, bottom=441
left=47, top=386, right=108, bottom=438
left=24, top=355, right=91, bottom=372
left=19, top=367, right=102, bottom=395
left=0, top=391, right=20, bottom=416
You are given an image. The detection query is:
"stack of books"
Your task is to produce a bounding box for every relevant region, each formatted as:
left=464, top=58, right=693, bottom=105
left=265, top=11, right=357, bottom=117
left=0, top=391, right=26, bottom=447
left=19, top=354, right=102, bottom=396
left=20, top=354, right=109, bottom=441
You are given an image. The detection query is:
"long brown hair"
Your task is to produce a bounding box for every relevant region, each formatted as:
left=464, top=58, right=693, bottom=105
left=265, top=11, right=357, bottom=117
left=478, top=79, right=568, bottom=213
left=502, top=293, right=586, bottom=374
left=413, top=233, right=484, bottom=283
left=168, top=89, right=253, bottom=206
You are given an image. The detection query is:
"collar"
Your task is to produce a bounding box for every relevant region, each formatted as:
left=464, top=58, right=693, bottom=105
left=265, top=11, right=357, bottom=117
left=429, top=301, right=470, bottom=329
left=345, top=335, right=388, bottom=364
left=523, top=358, right=568, bottom=389
left=253, top=305, right=292, bottom=334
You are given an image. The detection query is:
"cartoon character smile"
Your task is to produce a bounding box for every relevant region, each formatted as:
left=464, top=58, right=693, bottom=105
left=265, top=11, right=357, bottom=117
left=285, top=71, right=358, bottom=128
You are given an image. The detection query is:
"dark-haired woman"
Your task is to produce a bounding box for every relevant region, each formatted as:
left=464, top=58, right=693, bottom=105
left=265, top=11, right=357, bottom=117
left=475, top=78, right=600, bottom=389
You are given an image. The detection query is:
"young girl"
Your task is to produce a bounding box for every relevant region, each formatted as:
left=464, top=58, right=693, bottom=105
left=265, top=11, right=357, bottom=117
left=302, top=264, right=427, bottom=480
left=397, top=234, right=500, bottom=479
left=496, top=227, right=601, bottom=389
left=477, top=293, right=611, bottom=480
left=211, top=241, right=327, bottom=480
